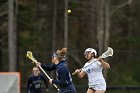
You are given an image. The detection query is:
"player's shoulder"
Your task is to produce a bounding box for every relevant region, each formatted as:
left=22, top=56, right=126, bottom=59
left=59, top=61, right=67, bottom=67
left=93, top=59, right=101, bottom=65
left=39, top=74, right=45, bottom=78
left=92, top=58, right=98, bottom=62
left=83, top=62, right=90, bottom=67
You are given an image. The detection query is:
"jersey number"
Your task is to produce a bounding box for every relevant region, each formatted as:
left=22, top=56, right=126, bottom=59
left=35, top=84, right=41, bottom=88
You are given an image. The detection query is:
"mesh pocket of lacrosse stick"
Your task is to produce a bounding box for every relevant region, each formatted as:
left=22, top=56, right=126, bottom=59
left=26, top=51, right=37, bottom=63
left=101, top=47, right=113, bottom=58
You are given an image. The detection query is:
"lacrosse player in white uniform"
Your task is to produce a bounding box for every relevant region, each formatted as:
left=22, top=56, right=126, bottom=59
left=73, top=48, right=110, bottom=93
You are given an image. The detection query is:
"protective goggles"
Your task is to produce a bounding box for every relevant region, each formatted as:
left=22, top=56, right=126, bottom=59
left=52, top=53, right=65, bottom=59
left=84, top=51, right=92, bottom=56
left=52, top=53, right=58, bottom=58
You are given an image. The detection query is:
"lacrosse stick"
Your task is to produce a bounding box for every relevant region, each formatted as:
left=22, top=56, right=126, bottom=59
left=101, top=47, right=113, bottom=58
left=72, top=47, right=113, bottom=75
left=26, top=51, right=60, bottom=91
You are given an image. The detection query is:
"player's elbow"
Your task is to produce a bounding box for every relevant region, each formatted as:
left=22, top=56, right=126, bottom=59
left=77, top=73, right=85, bottom=78
left=104, top=64, right=110, bottom=69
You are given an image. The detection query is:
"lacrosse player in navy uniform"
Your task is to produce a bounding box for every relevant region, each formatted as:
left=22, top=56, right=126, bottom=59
left=37, top=48, right=76, bottom=93
left=27, top=66, right=49, bottom=93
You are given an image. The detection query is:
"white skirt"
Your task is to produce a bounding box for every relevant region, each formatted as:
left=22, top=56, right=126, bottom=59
left=89, top=81, right=106, bottom=91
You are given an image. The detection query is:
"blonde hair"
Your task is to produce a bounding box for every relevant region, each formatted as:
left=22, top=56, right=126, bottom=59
left=56, top=48, right=67, bottom=61
left=32, top=66, right=39, bottom=71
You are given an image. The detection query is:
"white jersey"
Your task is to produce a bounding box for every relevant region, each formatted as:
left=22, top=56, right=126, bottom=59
left=82, top=58, right=106, bottom=90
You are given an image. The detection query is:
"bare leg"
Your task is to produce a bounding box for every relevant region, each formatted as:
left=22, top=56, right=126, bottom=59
left=95, top=90, right=105, bottom=93
left=87, top=88, right=95, bottom=93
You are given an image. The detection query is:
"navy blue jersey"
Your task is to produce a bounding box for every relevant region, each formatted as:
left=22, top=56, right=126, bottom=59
left=27, top=74, right=48, bottom=93
left=41, top=60, right=76, bottom=93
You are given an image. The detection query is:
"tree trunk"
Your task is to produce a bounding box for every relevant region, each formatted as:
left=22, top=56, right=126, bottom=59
left=52, top=0, right=57, bottom=52
left=97, top=0, right=104, bottom=55
left=97, top=0, right=110, bottom=80
left=0, top=30, right=2, bottom=71
left=64, top=0, right=68, bottom=48
left=103, top=0, right=110, bottom=80
left=8, top=0, right=17, bottom=71
left=51, top=0, right=58, bottom=79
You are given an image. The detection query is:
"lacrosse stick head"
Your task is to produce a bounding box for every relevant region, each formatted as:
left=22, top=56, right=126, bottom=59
left=101, top=47, right=113, bottom=58
left=26, top=51, right=37, bottom=63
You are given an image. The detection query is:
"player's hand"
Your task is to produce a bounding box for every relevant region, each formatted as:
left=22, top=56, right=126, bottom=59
left=72, top=69, right=81, bottom=75
left=97, top=56, right=103, bottom=61
left=36, top=62, right=41, bottom=67
left=49, top=79, right=53, bottom=84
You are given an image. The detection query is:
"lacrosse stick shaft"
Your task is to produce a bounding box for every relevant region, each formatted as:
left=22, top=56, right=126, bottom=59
left=72, top=47, right=113, bottom=75
left=38, top=65, right=60, bottom=91
left=34, top=61, right=59, bottom=91
left=26, top=51, right=60, bottom=91
left=33, top=60, right=51, bottom=80
left=72, top=69, right=82, bottom=75
left=72, top=59, right=98, bottom=75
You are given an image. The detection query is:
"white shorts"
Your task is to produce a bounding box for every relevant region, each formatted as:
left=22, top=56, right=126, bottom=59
left=89, top=81, right=106, bottom=91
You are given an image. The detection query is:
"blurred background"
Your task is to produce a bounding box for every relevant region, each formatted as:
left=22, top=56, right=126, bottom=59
left=0, top=0, right=140, bottom=93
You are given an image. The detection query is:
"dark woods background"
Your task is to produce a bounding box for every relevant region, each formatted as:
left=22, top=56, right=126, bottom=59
left=0, top=0, right=140, bottom=93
